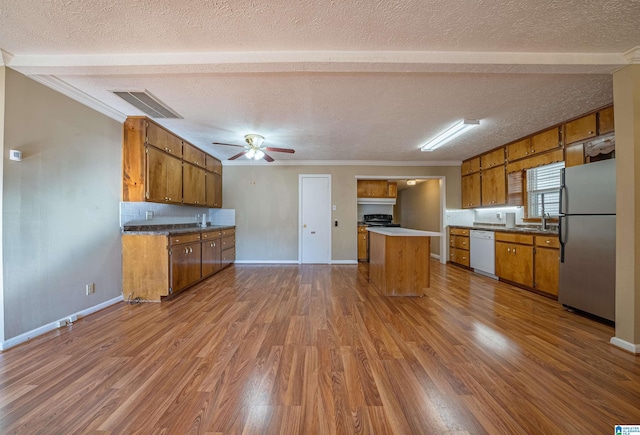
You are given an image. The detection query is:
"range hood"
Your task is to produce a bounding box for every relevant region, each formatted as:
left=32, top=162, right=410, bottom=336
left=357, top=197, right=397, bottom=205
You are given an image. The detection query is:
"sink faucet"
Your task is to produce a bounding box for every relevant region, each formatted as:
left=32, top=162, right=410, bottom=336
left=541, top=212, right=549, bottom=230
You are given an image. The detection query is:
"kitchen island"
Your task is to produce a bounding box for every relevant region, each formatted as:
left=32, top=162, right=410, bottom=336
left=367, top=227, right=441, bottom=296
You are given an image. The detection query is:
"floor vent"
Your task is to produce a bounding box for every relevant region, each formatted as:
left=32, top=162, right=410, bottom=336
left=113, top=90, right=182, bottom=119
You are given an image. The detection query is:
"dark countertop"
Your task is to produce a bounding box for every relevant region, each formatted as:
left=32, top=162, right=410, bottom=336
left=122, top=223, right=235, bottom=236
left=449, top=224, right=558, bottom=236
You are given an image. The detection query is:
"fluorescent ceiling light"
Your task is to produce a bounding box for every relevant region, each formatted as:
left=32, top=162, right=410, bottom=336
left=421, top=119, right=480, bottom=152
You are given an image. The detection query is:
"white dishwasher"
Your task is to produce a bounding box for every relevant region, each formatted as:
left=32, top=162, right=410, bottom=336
left=470, top=230, right=497, bottom=279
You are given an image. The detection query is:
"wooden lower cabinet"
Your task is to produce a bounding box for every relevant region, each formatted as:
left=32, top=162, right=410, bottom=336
left=122, top=227, right=236, bottom=301
left=495, top=233, right=534, bottom=287
left=533, top=236, right=560, bottom=296
left=358, top=225, right=368, bottom=261
left=449, top=228, right=470, bottom=267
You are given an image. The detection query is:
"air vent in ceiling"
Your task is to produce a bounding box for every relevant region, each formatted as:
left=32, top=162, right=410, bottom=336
left=112, top=90, right=181, bottom=119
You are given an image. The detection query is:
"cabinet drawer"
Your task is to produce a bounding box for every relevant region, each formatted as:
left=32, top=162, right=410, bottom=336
left=449, top=247, right=470, bottom=267
left=452, top=235, right=469, bottom=250
left=221, top=228, right=236, bottom=237
left=221, top=235, right=235, bottom=250
left=495, top=232, right=533, bottom=245
left=450, top=228, right=470, bottom=236
left=535, top=236, right=560, bottom=248
left=169, top=233, right=201, bottom=245
left=201, top=231, right=222, bottom=240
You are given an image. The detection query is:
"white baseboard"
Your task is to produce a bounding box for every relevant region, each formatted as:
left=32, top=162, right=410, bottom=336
left=430, top=253, right=441, bottom=259
left=233, top=260, right=300, bottom=264
left=332, top=260, right=358, bottom=265
left=610, top=337, right=640, bottom=354
left=0, top=295, right=124, bottom=351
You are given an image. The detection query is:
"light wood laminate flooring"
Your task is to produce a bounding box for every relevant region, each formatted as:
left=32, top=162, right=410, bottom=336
left=1, top=261, right=639, bottom=434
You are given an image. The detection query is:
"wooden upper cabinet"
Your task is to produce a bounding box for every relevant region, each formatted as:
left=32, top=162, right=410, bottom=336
left=205, top=172, right=222, bottom=208
left=357, top=180, right=392, bottom=198
left=461, top=157, right=481, bottom=175
left=387, top=182, right=398, bottom=198
left=507, top=128, right=559, bottom=162
left=599, top=106, right=614, bottom=135
left=183, top=142, right=206, bottom=168
left=146, top=146, right=183, bottom=204
left=481, top=148, right=505, bottom=169
left=531, top=127, right=560, bottom=154
left=205, top=154, right=223, bottom=175
left=507, top=138, right=531, bottom=161
left=481, top=165, right=506, bottom=206
left=146, top=121, right=182, bottom=158
left=183, top=163, right=206, bottom=206
left=462, top=173, right=481, bottom=208
left=564, top=113, right=596, bottom=145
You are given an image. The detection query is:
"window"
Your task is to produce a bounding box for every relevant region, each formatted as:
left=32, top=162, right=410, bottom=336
left=526, top=161, right=564, bottom=218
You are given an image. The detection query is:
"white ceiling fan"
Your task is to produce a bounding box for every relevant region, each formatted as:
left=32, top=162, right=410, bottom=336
left=213, top=134, right=295, bottom=162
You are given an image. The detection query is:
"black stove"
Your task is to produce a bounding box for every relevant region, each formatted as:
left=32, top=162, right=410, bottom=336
left=363, top=214, right=401, bottom=227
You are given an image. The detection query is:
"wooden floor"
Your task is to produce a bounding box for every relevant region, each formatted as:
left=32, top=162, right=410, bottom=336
left=1, top=261, right=639, bottom=434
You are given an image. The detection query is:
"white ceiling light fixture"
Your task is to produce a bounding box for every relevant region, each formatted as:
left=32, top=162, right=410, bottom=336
left=421, top=119, right=480, bottom=152
left=406, top=179, right=417, bottom=186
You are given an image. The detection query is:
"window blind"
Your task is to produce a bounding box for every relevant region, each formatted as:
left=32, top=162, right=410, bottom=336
left=526, top=161, right=564, bottom=217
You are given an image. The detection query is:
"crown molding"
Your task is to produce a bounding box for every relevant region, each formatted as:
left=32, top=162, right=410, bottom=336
left=222, top=159, right=461, bottom=167
left=0, top=49, right=13, bottom=66
left=624, top=46, right=640, bottom=64
left=26, top=74, right=127, bottom=122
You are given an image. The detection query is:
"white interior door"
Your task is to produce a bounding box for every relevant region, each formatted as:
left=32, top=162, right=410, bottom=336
left=299, top=175, right=331, bottom=263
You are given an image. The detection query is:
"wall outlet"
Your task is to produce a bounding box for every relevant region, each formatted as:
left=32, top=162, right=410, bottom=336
left=86, top=283, right=95, bottom=295
left=146, top=210, right=154, bottom=220
left=68, top=314, right=78, bottom=323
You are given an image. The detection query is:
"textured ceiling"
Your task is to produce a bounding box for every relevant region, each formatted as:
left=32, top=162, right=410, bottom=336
left=1, top=0, right=639, bottom=163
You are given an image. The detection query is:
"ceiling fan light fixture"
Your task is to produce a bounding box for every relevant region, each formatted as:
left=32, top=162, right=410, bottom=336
left=254, top=150, right=265, bottom=160
left=245, top=134, right=265, bottom=148
left=246, top=149, right=256, bottom=159
left=421, top=119, right=480, bottom=152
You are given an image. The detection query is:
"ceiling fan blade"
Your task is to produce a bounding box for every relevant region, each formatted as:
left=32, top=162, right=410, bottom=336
left=229, top=151, right=248, bottom=160
left=262, top=152, right=275, bottom=163
left=264, top=147, right=295, bottom=154
left=212, top=142, right=245, bottom=148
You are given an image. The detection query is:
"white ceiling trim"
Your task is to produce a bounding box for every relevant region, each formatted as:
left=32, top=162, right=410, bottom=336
left=223, top=159, right=461, bottom=167
left=28, top=75, right=127, bottom=122
left=624, top=46, right=640, bottom=64
left=6, top=50, right=629, bottom=76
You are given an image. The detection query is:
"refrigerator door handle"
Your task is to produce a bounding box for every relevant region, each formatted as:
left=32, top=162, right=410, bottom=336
left=559, top=170, right=566, bottom=215
left=558, top=214, right=565, bottom=263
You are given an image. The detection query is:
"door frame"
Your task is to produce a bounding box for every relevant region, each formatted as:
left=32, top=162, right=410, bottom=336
left=298, top=174, right=332, bottom=264
left=356, top=175, right=447, bottom=264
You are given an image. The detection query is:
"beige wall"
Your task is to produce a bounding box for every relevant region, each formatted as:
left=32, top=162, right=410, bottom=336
left=0, top=66, right=5, bottom=342
left=613, top=64, right=640, bottom=348
left=397, top=179, right=441, bottom=256
left=2, top=69, right=122, bottom=339
left=223, top=165, right=460, bottom=262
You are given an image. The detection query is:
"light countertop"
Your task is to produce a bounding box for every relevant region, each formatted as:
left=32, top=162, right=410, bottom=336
left=366, top=227, right=442, bottom=237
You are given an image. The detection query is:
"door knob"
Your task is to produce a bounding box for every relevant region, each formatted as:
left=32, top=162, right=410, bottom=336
left=303, top=224, right=307, bottom=228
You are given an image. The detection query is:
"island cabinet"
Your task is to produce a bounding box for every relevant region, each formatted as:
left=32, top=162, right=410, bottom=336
left=122, top=116, right=223, bottom=207
left=368, top=228, right=437, bottom=296
left=495, top=232, right=534, bottom=288
left=357, top=225, right=368, bottom=261
left=122, top=226, right=236, bottom=301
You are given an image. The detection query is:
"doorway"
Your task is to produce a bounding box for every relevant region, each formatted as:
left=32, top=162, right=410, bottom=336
left=299, top=174, right=331, bottom=263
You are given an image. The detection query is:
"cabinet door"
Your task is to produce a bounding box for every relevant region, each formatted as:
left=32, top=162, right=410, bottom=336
left=495, top=241, right=513, bottom=281
left=146, top=121, right=182, bottom=157
left=530, top=128, right=560, bottom=154
left=183, top=143, right=206, bottom=167
left=507, top=138, right=531, bottom=161
left=146, top=146, right=183, bottom=203
left=481, top=166, right=506, bottom=206
left=183, top=163, right=206, bottom=206
left=171, top=242, right=201, bottom=293
left=565, top=143, right=584, bottom=167
left=534, top=247, right=559, bottom=296
left=462, top=173, right=481, bottom=208
left=598, top=106, right=614, bottom=135
left=481, top=148, right=505, bottom=169
left=221, top=247, right=236, bottom=268
left=358, top=232, right=368, bottom=260
left=202, top=239, right=221, bottom=277
left=511, top=244, right=534, bottom=287
left=387, top=182, right=397, bottom=198
left=206, top=154, right=223, bottom=175
left=357, top=180, right=388, bottom=197
left=565, top=114, right=596, bottom=145
left=453, top=235, right=469, bottom=250
left=461, top=157, right=481, bottom=175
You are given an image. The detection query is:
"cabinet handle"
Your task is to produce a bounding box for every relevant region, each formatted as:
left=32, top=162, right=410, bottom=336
left=513, top=247, right=517, bottom=254
left=507, top=248, right=511, bottom=253
left=545, top=240, right=550, bottom=244
left=531, top=149, right=535, bottom=153
left=588, top=131, right=594, bottom=134
left=189, top=247, right=193, bottom=253
left=184, top=247, right=188, bottom=254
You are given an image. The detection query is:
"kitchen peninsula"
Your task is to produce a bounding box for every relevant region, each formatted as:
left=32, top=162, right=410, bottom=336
left=367, top=227, right=441, bottom=296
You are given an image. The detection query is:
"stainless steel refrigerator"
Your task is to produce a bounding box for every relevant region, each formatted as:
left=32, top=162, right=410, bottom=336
left=558, top=159, right=616, bottom=322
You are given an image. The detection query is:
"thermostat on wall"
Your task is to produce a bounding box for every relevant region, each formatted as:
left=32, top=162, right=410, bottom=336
left=9, top=150, right=22, bottom=161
